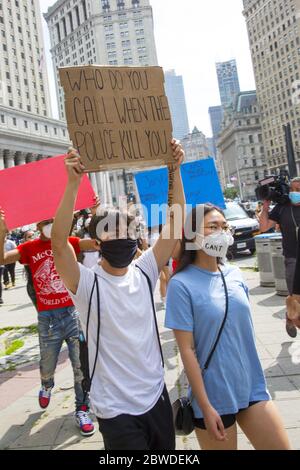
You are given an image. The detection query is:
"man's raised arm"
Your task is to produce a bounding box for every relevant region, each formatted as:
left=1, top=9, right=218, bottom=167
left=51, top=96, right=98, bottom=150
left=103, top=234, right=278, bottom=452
left=153, top=139, right=185, bottom=272
left=52, top=149, right=86, bottom=294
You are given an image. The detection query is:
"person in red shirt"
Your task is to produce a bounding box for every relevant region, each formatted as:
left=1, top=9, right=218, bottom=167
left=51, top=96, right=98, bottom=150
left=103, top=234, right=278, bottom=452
left=0, top=213, right=99, bottom=437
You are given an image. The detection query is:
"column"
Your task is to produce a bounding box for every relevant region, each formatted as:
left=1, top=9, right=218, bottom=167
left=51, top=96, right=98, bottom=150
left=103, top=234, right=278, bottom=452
left=102, top=171, right=113, bottom=206
left=4, top=150, right=15, bottom=169
left=95, top=172, right=102, bottom=200
left=89, top=172, right=98, bottom=194
left=0, top=150, right=5, bottom=171
left=112, top=170, right=122, bottom=203
left=26, top=153, right=35, bottom=163
left=15, top=151, right=26, bottom=166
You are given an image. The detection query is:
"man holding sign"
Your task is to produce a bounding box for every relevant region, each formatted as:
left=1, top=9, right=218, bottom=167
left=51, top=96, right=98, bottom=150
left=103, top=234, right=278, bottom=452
left=51, top=138, right=185, bottom=450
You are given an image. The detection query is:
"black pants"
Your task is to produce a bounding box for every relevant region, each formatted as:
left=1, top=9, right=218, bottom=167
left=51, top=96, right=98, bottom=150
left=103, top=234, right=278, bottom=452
left=97, top=385, right=175, bottom=450
left=3, top=263, right=15, bottom=285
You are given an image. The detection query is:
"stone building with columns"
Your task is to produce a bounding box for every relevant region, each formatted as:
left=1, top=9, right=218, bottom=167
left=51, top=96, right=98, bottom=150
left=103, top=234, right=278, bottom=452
left=217, top=91, right=267, bottom=201
left=0, top=104, right=113, bottom=204
left=0, top=105, right=69, bottom=170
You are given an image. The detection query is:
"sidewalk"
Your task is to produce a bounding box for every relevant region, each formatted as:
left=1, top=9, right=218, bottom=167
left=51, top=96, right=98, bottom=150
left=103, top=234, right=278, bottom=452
left=0, top=264, right=300, bottom=450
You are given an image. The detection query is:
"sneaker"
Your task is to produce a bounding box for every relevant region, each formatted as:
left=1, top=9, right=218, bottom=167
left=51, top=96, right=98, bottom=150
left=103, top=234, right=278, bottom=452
left=12, top=282, right=15, bottom=287
left=286, top=315, right=297, bottom=338
left=0, top=298, right=3, bottom=305
left=75, top=405, right=95, bottom=436
left=4, top=283, right=9, bottom=290
left=39, top=386, right=52, bottom=409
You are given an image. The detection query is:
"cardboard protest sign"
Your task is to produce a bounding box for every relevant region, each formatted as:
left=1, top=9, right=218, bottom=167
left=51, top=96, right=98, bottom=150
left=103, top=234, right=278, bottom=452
left=59, top=66, right=173, bottom=172
left=0, top=155, right=95, bottom=230
left=135, top=158, right=225, bottom=227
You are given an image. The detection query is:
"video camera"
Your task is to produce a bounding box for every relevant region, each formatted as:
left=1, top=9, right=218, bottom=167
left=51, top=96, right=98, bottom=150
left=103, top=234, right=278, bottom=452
left=255, top=173, right=290, bottom=205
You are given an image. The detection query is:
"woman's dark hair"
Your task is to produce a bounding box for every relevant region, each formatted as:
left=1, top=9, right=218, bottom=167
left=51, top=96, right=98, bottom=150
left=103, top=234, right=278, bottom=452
left=174, top=204, right=225, bottom=276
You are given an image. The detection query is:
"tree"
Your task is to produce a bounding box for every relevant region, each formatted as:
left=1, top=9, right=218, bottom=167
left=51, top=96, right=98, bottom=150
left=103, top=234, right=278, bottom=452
left=224, top=187, right=239, bottom=200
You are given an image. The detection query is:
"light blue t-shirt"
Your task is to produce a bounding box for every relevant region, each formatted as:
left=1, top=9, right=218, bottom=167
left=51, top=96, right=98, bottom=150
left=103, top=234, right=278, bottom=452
left=165, top=264, right=270, bottom=418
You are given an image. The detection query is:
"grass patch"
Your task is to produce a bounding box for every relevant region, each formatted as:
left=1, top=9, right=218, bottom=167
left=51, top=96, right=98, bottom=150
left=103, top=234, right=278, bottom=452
left=26, top=324, right=38, bottom=334
left=0, top=324, right=38, bottom=336
left=2, top=339, right=24, bottom=356
left=0, top=327, right=16, bottom=336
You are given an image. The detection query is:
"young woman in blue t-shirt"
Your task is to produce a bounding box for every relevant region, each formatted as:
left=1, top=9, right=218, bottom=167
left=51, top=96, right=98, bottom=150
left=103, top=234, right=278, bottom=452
left=165, top=204, right=291, bottom=450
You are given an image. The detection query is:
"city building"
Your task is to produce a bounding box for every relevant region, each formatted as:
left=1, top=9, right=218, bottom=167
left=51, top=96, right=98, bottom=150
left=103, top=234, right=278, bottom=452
left=181, top=126, right=209, bottom=162
left=164, top=69, right=190, bottom=140
left=208, top=105, right=223, bottom=157
left=0, top=105, right=68, bottom=169
left=216, top=59, right=241, bottom=108
left=44, top=0, right=158, bottom=121
left=243, top=0, right=300, bottom=174
left=44, top=0, right=159, bottom=204
left=206, top=137, right=215, bottom=158
left=217, top=91, right=267, bottom=200
left=0, top=0, right=51, bottom=116
left=0, top=0, right=70, bottom=172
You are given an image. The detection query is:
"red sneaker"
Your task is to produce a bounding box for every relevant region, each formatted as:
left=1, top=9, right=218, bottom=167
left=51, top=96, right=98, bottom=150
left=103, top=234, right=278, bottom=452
left=75, top=405, right=95, bottom=436
left=39, top=386, right=52, bottom=409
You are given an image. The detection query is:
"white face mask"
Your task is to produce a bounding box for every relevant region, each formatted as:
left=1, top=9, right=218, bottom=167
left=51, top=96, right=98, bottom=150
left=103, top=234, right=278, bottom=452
left=42, top=223, right=53, bottom=239
left=196, top=231, right=234, bottom=259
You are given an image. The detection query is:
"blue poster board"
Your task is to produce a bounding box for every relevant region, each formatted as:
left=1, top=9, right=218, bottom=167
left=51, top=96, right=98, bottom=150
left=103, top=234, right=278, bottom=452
left=134, top=157, right=225, bottom=227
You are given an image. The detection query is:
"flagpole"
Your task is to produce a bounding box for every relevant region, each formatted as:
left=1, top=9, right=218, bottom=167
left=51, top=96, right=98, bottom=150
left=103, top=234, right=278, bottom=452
left=236, top=157, right=243, bottom=201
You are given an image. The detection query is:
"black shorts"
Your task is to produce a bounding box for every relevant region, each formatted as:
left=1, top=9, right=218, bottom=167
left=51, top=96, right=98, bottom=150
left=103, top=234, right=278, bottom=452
left=194, top=401, right=261, bottom=430
left=97, top=385, right=175, bottom=450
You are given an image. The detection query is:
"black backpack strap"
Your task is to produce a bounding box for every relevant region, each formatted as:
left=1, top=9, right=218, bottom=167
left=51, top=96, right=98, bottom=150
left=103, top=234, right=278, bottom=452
left=89, top=273, right=101, bottom=387
left=136, top=265, right=164, bottom=368
left=82, top=272, right=100, bottom=401
left=203, top=268, right=229, bottom=371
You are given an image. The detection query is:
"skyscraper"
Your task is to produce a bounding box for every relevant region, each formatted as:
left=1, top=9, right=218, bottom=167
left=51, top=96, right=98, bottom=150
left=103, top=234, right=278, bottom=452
left=44, top=0, right=158, bottom=120
left=0, top=0, right=51, bottom=116
left=44, top=0, right=159, bottom=203
left=216, top=59, right=240, bottom=108
left=243, top=0, right=300, bottom=173
left=164, top=69, right=190, bottom=140
left=208, top=105, right=223, bottom=156
left=0, top=0, right=68, bottom=172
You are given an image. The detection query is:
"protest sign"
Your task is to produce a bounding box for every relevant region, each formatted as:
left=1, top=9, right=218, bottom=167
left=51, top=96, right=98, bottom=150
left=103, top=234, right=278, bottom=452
left=135, top=158, right=225, bottom=227
left=59, top=66, right=173, bottom=172
left=0, top=155, right=95, bottom=230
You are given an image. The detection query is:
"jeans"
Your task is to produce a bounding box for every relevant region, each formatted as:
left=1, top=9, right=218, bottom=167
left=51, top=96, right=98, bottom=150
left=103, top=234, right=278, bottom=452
left=38, top=306, right=88, bottom=411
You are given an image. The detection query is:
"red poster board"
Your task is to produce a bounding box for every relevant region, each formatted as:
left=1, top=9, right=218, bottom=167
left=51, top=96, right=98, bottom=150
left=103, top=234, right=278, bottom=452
left=0, top=155, right=96, bottom=230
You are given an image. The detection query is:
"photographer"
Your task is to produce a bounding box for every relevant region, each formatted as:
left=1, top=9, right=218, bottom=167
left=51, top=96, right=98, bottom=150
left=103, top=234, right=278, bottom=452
left=259, top=177, right=300, bottom=338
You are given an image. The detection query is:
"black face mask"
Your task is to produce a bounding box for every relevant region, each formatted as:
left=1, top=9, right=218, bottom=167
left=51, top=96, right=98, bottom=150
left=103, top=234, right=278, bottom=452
left=100, top=239, right=138, bottom=268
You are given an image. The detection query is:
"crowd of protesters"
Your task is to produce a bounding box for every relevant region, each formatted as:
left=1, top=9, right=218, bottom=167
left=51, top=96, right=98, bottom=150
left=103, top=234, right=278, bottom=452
left=1, top=139, right=300, bottom=450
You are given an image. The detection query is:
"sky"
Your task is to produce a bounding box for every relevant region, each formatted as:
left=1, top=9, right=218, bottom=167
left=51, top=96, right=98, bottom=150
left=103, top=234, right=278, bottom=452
left=39, top=0, right=256, bottom=137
